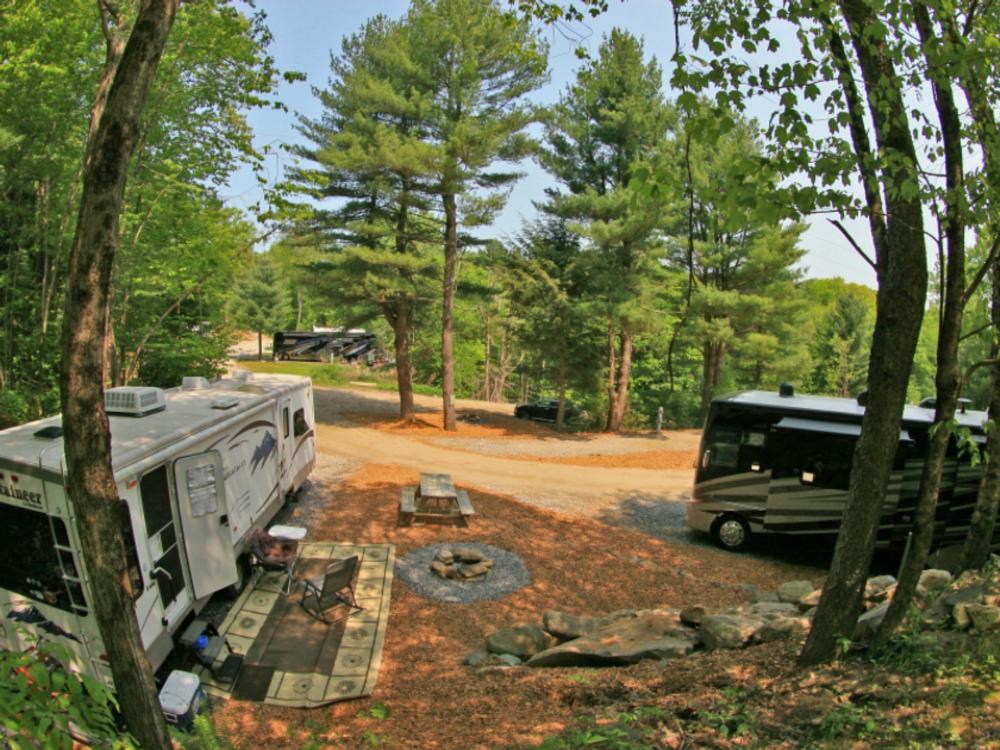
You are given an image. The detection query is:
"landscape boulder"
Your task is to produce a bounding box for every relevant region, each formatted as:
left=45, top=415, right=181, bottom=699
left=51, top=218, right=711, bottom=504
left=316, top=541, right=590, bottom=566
left=700, top=614, right=762, bottom=650
left=542, top=609, right=638, bottom=640
left=917, top=569, right=953, bottom=596
left=754, top=616, right=810, bottom=643
left=527, top=610, right=698, bottom=667
left=680, top=606, right=706, bottom=627
left=777, top=580, right=815, bottom=604
left=853, top=601, right=889, bottom=642
left=966, top=604, right=1000, bottom=631
left=797, top=588, right=823, bottom=612
left=748, top=601, right=800, bottom=619
left=486, top=624, right=557, bottom=659
left=865, top=575, right=897, bottom=602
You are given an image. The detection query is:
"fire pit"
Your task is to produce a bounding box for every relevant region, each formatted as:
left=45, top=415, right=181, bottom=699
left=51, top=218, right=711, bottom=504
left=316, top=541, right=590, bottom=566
left=430, top=546, right=494, bottom=581
left=394, top=543, right=531, bottom=603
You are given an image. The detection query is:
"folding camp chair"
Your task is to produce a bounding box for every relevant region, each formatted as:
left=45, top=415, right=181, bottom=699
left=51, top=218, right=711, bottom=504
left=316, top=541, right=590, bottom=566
left=248, top=529, right=299, bottom=595
left=300, top=555, right=363, bottom=622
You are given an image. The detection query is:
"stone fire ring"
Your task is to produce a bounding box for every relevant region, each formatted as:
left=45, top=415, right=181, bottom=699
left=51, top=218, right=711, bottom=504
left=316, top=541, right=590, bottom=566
left=394, top=543, right=530, bottom=603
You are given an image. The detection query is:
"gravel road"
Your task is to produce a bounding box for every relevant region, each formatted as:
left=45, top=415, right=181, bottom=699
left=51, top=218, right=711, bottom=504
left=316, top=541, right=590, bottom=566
left=311, top=387, right=704, bottom=547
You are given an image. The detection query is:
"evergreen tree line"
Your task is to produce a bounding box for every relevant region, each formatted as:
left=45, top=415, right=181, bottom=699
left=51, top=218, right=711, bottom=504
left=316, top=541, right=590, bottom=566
left=263, top=5, right=975, bottom=432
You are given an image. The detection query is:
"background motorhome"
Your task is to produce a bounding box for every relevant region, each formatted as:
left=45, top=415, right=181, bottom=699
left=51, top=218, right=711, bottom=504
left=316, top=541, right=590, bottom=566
left=0, top=372, right=315, bottom=688
left=272, top=329, right=376, bottom=363
left=688, top=387, right=997, bottom=553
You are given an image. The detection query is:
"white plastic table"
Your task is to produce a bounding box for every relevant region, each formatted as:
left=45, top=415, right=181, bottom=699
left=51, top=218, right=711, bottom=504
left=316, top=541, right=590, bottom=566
left=268, top=524, right=307, bottom=540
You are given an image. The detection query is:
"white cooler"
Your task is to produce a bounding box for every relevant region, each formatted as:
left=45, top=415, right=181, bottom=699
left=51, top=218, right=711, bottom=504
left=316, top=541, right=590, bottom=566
left=158, top=670, right=205, bottom=731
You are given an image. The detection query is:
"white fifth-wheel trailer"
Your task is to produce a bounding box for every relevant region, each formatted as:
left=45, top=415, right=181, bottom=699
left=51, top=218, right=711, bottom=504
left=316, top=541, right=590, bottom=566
left=0, top=371, right=315, bottom=687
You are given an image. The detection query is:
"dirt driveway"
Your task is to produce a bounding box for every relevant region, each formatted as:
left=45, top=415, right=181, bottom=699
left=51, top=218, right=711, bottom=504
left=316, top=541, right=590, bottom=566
left=312, top=386, right=701, bottom=543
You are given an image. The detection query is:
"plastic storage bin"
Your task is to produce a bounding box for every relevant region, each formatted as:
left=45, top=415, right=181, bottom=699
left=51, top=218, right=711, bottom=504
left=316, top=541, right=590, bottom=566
left=158, top=670, right=205, bottom=731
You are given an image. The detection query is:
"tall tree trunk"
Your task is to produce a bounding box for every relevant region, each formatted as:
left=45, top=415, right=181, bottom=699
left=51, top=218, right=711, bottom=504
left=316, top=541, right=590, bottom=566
left=441, top=192, right=458, bottom=431
left=800, top=0, right=927, bottom=665
left=604, top=321, right=618, bottom=431
left=875, top=0, right=966, bottom=646
left=606, top=332, right=633, bottom=432
left=60, top=2, right=178, bottom=748
left=390, top=300, right=416, bottom=422
left=483, top=312, right=492, bottom=401
left=963, top=266, right=1000, bottom=569
left=699, top=340, right=724, bottom=422
left=668, top=131, right=698, bottom=392
left=257, top=329, right=263, bottom=360
left=555, top=355, right=567, bottom=430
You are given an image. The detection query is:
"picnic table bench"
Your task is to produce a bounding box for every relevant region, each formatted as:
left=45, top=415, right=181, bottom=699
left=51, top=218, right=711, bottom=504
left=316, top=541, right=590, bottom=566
left=399, top=473, right=475, bottom=527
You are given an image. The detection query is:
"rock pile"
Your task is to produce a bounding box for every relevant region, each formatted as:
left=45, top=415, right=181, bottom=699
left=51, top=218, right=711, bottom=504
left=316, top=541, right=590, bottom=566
left=469, top=555, right=1000, bottom=669
left=430, top=546, right=494, bottom=582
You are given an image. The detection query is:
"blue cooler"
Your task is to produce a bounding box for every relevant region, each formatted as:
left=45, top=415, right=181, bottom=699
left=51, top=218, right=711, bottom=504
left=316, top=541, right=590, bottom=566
left=158, top=670, right=205, bottom=731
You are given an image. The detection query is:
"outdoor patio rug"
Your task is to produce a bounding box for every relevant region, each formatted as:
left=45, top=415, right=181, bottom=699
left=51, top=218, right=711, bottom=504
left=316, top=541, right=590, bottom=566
left=197, top=543, right=394, bottom=707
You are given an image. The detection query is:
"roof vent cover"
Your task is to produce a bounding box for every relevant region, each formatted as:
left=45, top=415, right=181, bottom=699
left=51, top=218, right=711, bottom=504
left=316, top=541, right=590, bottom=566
left=182, top=376, right=210, bottom=390
left=105, top=387, right=166, bottom=417
left=778, top=382, right=794, bottom=398
left=232, top=369, right=253, bottom=383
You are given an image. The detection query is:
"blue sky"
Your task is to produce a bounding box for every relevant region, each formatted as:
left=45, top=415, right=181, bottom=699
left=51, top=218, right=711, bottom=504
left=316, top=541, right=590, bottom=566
left=221, top=0, right=876, bottom=287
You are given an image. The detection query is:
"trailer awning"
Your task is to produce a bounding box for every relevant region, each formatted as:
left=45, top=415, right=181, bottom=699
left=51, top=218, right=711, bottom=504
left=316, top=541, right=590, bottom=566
left=775, top=417, right=912, bottom=442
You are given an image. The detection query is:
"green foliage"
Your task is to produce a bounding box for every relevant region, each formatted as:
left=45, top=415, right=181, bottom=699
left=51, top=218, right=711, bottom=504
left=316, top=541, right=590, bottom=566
left=228, top=257, right=292, bottom=345
left=0, top=388, right=32, bottom=429
left=0, top=637, right=134, bottom=750
left=0, top=0, right=287, bottom=416
left=536, top=709, right=667, bottom=749
left=175, top=714, right=242, bottom=750
left=358, top=701, right=390, bottom=721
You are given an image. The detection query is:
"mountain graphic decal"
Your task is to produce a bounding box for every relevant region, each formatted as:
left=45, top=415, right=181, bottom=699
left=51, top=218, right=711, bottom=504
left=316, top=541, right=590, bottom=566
left=251, top=431, right=277, bottom=474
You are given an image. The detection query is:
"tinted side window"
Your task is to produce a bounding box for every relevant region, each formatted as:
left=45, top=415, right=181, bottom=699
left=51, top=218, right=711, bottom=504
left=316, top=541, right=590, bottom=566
left=140, top=466, right=172, bottom=536
left=0, top=503, right=85, bottom=614
left=770, top=429, right=855, bottom=491
left=293, top=408, right=308, bottom=437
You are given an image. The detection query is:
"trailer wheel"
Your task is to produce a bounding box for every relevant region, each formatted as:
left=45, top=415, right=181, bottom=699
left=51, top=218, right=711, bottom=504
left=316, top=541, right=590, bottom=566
left=712, top=514, right=751, bottom=552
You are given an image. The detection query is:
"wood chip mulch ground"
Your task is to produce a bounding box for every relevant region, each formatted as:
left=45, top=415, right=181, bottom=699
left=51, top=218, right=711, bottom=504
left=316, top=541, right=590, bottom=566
left=209, top=462, right=821, bottom=749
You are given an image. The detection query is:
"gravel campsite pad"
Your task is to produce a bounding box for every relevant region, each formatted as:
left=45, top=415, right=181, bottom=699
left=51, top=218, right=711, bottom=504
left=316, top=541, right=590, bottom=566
left=394, top=542, right=531, bottom=603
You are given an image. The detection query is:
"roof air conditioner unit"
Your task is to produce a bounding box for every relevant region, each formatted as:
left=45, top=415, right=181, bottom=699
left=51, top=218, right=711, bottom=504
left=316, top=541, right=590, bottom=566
left=182, top=376, right=210, bottom=390
left=105, top=387, right=167, bottom=417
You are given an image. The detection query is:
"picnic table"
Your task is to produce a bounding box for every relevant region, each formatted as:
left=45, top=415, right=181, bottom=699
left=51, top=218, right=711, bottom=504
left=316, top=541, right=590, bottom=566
left=398, top=472, right=475, bottom=527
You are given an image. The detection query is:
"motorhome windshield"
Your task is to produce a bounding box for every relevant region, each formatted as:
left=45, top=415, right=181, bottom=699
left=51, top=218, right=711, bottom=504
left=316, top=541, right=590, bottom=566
left=0, top=502, right=87, bottom=615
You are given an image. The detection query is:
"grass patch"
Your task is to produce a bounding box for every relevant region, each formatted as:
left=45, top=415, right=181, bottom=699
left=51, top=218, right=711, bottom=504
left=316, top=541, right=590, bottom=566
left=237, top=360, right=442, bottom=397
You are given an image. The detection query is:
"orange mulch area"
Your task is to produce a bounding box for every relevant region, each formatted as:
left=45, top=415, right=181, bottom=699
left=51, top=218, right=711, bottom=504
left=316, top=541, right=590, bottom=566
left=341, top=410, right=560, bottom=440
left=211, top=463, right=820, bottom=750
left=504, top=449, right=698, bottom=470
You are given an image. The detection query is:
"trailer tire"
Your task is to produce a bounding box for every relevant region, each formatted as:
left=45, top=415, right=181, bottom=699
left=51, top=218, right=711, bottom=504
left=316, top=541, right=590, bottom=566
left=712, top=513, right=751, bottom=552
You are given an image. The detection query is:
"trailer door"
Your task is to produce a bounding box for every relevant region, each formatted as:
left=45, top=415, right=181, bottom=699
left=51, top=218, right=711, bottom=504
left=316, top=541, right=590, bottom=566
left=174, top=452, right=238, bottom=599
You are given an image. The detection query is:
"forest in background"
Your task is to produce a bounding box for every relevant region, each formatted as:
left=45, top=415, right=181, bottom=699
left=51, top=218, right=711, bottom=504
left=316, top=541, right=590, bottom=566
left=0, top=0, right=995, bottom=433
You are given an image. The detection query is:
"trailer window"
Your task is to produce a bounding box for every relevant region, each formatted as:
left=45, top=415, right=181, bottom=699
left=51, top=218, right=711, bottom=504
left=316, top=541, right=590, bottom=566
left=140, top=466, right=172, bottom=536
left=701, top=425, right=769, bottom=481
left=293, top=408, right=308, bottom=437
left=0, top=503, right=86, bottom=615
left=770, top=429, right=855, bottom=491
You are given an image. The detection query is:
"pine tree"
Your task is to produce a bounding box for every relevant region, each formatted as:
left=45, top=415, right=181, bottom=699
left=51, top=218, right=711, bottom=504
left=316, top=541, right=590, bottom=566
left=289, top=16, right=440, bottom=419
left=228, top=257, right=290, bottom=359
left=404, top=0, right=548, bottom=430
left=540, top=29, right=673, bottom=431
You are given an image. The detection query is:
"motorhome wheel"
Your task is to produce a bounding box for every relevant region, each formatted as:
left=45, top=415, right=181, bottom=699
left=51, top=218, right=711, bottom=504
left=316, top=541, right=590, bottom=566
left=713, top=514, right=751, bottom=551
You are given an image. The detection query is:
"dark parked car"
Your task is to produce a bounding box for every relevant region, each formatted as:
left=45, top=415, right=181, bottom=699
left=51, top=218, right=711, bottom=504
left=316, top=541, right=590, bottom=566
left=514, top=399, right=577, bottom=422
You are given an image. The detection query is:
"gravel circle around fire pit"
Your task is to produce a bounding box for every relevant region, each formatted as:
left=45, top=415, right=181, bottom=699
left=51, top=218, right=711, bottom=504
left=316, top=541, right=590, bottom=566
left=394, top=543, right=531, bottom=603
